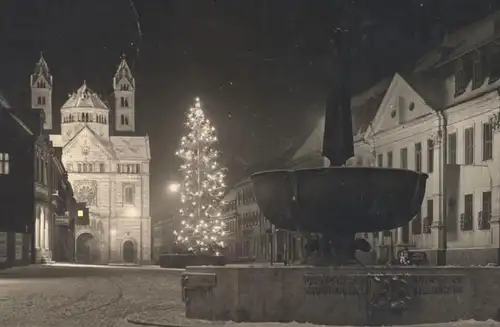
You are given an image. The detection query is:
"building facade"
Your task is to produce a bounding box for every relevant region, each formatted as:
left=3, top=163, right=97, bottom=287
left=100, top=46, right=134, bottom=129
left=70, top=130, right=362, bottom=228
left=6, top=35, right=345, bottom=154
left=292, top=12, right=500, bottom=265
left=0, top=94, right=77, bottom=267
left=32, top=55, right=152, bottom=264
left=221, top=178, right=305, bottom=263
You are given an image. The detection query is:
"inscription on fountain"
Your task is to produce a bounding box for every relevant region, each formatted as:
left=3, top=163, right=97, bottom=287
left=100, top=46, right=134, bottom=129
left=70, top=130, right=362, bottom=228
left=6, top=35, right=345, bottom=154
left=304, top=274, right=464, bottom=296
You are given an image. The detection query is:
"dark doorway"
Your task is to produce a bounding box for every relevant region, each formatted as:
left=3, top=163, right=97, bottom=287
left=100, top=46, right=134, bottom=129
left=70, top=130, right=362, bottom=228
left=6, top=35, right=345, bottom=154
left=75, top=233, right=100, bottom=264
left=123, top=240, right=135, bottom=263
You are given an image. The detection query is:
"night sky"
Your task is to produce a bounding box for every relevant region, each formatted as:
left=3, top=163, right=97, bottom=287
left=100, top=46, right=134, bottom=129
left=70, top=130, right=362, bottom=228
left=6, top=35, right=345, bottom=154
left=1, top=0, right=499, bottom=218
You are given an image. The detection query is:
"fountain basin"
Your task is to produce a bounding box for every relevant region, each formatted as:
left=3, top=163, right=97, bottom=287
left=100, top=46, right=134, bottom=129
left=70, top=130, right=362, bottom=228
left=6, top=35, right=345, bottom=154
left=251, top=167, right=428, bottom=234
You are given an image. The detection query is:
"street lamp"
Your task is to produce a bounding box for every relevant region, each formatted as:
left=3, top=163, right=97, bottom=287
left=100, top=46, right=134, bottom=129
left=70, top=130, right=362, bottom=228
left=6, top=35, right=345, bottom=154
left=168, top=182, right=181, bottom=193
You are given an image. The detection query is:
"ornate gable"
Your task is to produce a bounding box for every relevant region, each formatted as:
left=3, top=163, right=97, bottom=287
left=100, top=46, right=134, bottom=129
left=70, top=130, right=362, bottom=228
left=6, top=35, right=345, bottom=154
left=63, top=126, right=116, bottom=162
left=367, top=73, right=434, bottom=137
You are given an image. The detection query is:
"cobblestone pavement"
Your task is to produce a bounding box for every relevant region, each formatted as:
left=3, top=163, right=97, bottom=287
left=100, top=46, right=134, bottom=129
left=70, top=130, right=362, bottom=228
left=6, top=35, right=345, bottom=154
left=0, top=264, right=183, bottom=327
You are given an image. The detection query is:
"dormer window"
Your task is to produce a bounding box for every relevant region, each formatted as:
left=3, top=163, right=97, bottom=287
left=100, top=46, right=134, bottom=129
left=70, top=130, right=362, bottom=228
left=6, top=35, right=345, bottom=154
left=455, top=59, right=467, bottom=96
left=121, top=84, right=129, bottom=91
left=472, top=51, right=483, bottom=90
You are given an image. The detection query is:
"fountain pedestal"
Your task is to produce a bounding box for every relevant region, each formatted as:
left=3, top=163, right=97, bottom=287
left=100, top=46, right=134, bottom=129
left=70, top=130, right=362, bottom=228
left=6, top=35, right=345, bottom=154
left=182, top=265, right=500, bottom=325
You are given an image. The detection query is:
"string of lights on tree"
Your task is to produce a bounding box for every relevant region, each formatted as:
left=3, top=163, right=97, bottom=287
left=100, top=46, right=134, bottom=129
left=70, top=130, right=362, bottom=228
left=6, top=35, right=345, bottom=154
left=173, top=97, right=227, bottom=254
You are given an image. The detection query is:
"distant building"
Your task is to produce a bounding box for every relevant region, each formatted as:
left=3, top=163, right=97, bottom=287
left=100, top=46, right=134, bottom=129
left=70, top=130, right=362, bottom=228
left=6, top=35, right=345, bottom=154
left=292, top=11, right=500, bottom=265
left=29, top=54, right=152, bottom=264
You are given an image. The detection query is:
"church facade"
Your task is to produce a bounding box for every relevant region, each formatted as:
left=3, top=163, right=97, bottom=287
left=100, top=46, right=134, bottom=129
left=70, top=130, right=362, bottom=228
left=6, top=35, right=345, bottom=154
left=31, top=55, right=151, bottom=264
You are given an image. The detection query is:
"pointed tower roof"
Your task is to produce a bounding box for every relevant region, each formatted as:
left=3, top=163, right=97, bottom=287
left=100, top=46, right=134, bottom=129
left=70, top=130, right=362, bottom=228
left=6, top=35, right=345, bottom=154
left=61, top=81, right=109, bottom=110
left=31, top=52, right=53, bottom=87
left=113, top=54, right=135, bottom=89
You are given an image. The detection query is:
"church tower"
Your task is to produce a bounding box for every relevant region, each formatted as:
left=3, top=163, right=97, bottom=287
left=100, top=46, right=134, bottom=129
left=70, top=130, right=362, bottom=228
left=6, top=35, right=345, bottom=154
left=113, top=56, right=135, bottom=133
left=30, top=53, right=53, bottom=130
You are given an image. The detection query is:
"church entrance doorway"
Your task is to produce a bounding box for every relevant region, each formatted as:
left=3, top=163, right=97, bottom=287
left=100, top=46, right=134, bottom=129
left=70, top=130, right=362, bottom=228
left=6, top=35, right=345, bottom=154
left=123, top=240, right=135, bottom=263
left=75, top=233, right=100, bottom=264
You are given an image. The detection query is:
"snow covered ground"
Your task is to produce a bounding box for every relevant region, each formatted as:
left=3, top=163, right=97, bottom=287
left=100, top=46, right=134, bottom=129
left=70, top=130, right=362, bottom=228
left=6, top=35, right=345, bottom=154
left=0, top=264, right=183, bottom=327
left=0, top=264, right=498, bottom=327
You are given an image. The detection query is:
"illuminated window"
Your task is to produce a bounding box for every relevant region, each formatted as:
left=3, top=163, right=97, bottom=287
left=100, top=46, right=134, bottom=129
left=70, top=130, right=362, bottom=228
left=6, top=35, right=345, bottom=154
left=0, top=153, right=10, bottom=175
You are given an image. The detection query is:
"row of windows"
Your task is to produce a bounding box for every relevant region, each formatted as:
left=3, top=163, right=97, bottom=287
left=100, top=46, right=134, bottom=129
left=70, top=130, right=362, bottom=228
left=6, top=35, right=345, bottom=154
left=461, top=191, right=492, bottom=231
left=459, top=123, right=493, bottom=165
left=66, top=163, right=142, bottom=174
left=62, top=113, right=108, bottom=124
left=69, top=163, right=106, bottom=173
left=0, top=153, right=10, bottom=175
left=377, top=139, right=435, bottom=173
left=374, top=190, right=492, bottom=243
left=117, top=164, right=141, bottom=174
left=376, top=122, right=494, bottom=171
left=120, top=84, right=130, bottom=91
left=455, top=50, right=500, bottom=96
left=36, top=81, right=47, bottom=88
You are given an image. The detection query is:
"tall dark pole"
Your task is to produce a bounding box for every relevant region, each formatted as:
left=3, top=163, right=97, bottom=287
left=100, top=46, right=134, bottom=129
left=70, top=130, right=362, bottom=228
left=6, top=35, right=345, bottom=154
left=322, top=27, right=354, bottom=166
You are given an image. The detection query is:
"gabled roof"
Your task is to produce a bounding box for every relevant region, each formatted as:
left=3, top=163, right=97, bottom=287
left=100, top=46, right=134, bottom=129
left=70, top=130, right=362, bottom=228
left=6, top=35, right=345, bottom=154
left=363, top=73, right=438, bottom=140
left=110, top=134, right=150, bottom=160
left=63, top=125, right=117, bottom=159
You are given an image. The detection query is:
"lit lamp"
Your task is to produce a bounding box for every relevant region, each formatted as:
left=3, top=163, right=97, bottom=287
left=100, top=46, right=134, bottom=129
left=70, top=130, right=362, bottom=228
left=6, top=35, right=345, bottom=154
left=168, top=182, right=181, bottom=193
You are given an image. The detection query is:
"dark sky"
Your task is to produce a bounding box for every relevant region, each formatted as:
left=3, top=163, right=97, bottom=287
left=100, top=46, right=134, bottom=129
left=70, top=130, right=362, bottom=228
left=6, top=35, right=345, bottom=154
left=1, top=0, right=499, bottom=218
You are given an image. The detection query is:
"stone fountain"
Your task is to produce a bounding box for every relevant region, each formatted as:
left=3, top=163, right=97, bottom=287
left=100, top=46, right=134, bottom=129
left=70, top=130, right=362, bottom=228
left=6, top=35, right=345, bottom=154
left=179, top=29, right=500, bottom=326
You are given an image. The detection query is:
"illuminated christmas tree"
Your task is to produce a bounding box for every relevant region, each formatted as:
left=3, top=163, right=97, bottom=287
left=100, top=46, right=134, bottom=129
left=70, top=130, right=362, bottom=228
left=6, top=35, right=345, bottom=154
left=173, top=97, right=227, bottom=254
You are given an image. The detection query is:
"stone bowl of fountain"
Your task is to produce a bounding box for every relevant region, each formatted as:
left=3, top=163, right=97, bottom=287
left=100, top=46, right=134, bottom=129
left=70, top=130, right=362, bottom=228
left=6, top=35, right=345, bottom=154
left=251, top=166, right=427, bottom=234
left=250, top=166, right=428, bottom=265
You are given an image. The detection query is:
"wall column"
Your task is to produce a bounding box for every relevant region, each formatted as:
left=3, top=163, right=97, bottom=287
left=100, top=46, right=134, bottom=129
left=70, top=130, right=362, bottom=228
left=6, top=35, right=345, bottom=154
left=35, top=205, right=41, bottom=249
left=44, top=207, right=49, bottom=250
left=396, top=227, right=403, bottom=244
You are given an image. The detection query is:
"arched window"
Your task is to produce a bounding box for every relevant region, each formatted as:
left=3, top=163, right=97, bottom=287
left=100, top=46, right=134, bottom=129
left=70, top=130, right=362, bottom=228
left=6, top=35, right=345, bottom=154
left=121, top=115, right=125, bottom=125
left=88, top=164, right=93, bottom=172
left=124, top=185, right=135, bottom=205
left=77, top=163, right=82, bottom=173
left=37, top=96, right=42, bottom=105
left=120, top=97, right=125, bottom=107
left=124, top=116, right=129, bottom=125
left=124, top=98, right=129, bottom=107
